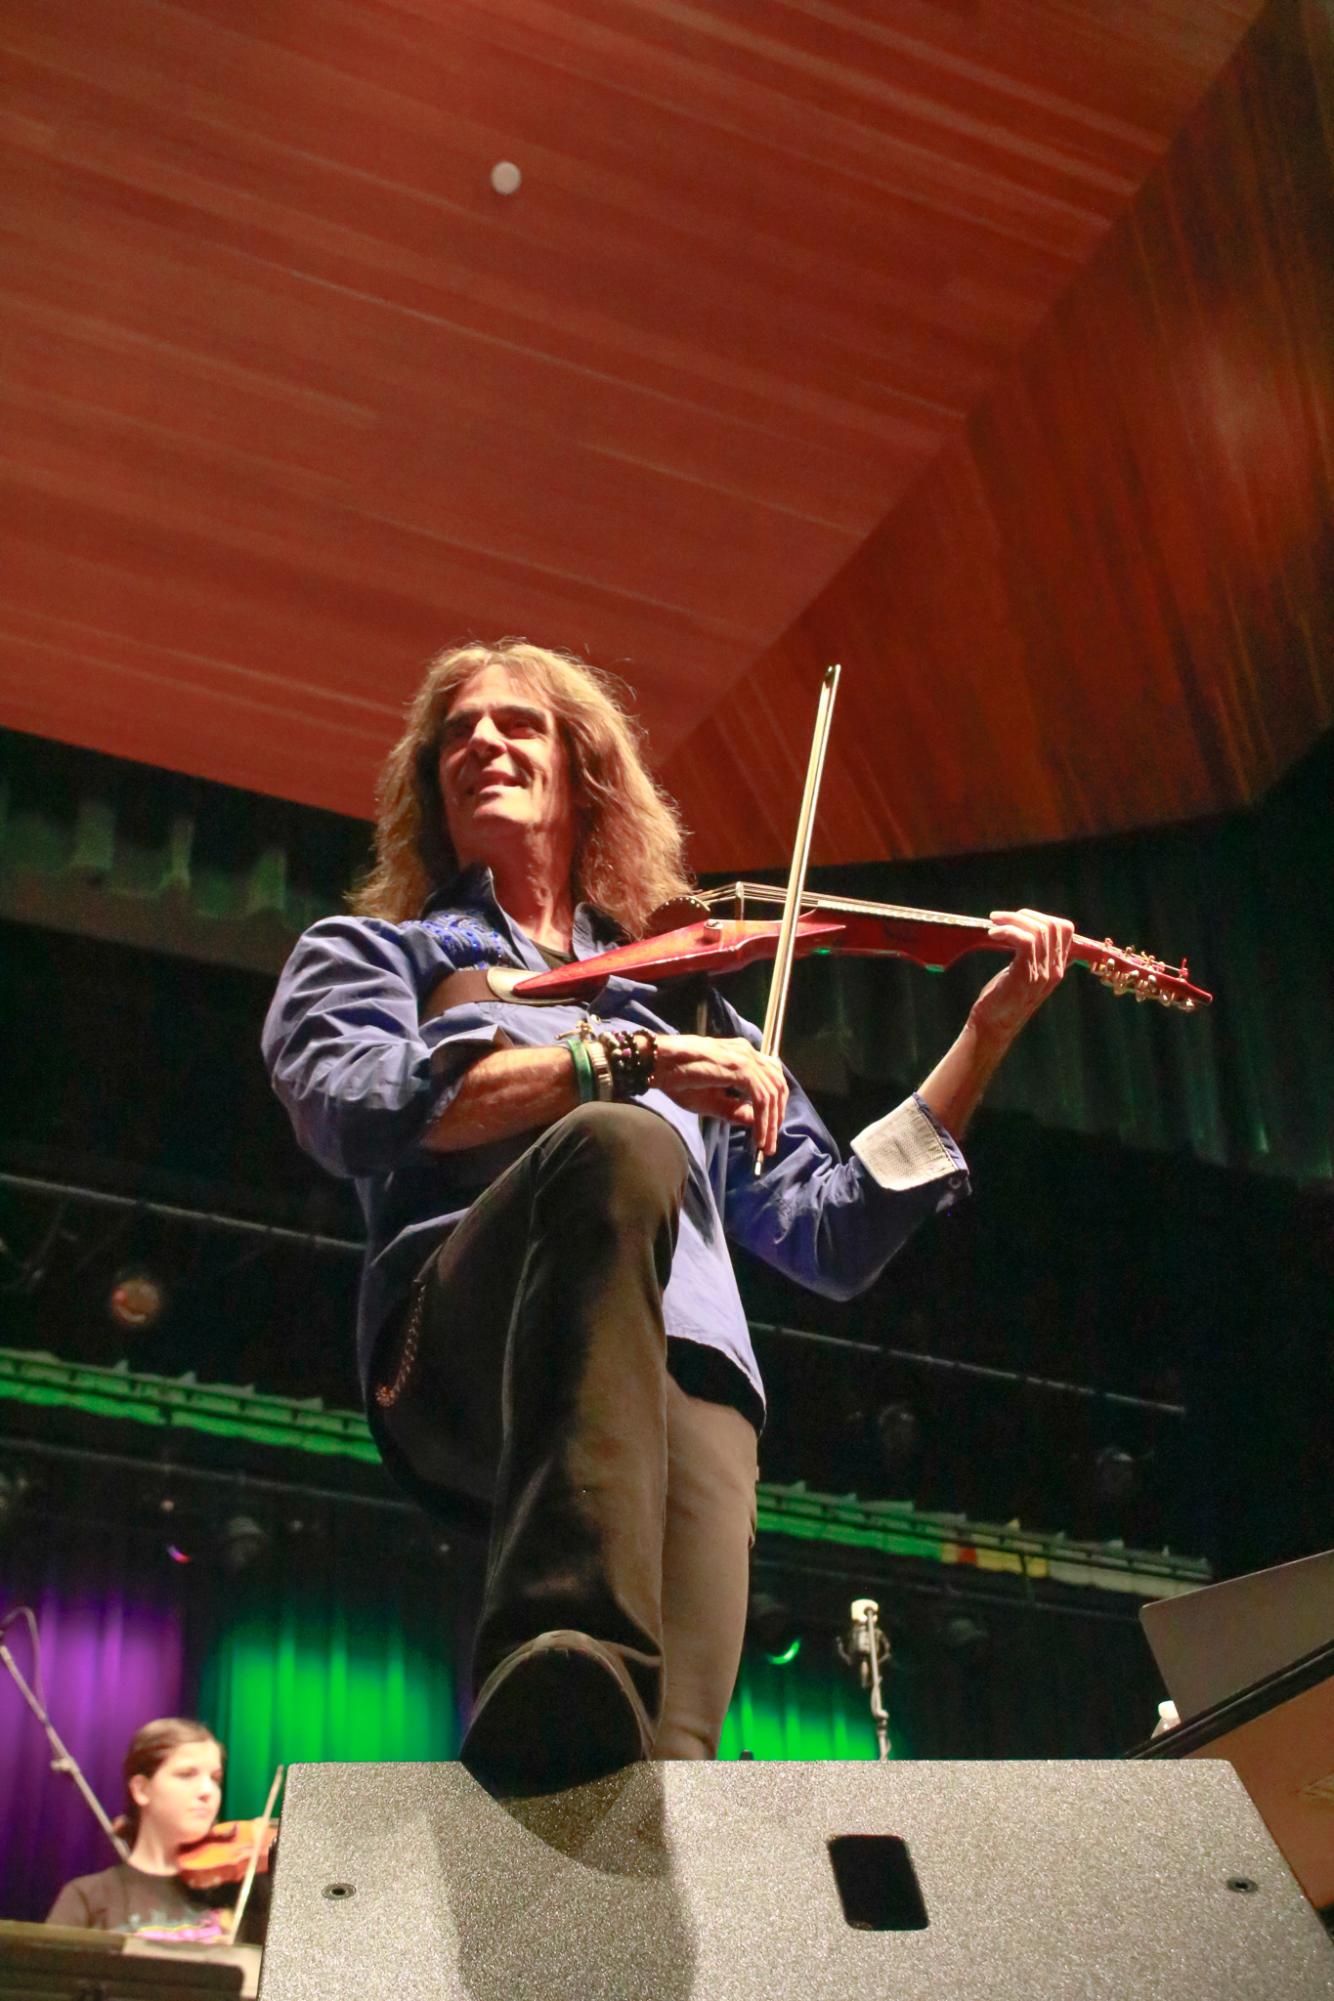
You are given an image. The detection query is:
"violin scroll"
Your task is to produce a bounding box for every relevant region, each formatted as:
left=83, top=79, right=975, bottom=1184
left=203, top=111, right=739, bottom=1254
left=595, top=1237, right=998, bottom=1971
left=1089, top=941, right=1203, bottom=1011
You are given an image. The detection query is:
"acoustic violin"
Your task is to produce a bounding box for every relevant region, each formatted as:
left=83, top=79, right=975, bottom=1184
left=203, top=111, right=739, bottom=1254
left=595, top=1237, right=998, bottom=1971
left=177, top=1816, right=279, bottom=1892
left=178, top=1764, right=283, bottom=1940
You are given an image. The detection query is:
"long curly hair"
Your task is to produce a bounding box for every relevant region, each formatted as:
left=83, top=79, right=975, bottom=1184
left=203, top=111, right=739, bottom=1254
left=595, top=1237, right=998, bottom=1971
left=350, top=640, right=693, bottom=937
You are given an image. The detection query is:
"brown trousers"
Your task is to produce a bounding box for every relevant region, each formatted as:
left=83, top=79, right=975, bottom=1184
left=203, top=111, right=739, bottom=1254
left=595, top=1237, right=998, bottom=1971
left=373, top=1103, right=759, bottom=1760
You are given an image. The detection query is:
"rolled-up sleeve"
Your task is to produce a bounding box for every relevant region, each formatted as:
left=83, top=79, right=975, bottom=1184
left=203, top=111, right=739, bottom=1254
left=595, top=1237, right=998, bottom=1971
left=717, top=1005, right=969, bottom=1302
left=261, top=918, right=505, bottom=1179
left=851, top=1093, right=969, bottom=1199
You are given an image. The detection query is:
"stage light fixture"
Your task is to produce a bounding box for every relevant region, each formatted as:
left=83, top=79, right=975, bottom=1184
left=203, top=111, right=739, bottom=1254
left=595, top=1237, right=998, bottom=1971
left=747, top=1591, right=802, bottom=1665
left=0, top=1468, right=30, bottom=1534
left=108, top=1266, right=167, bottom=1332
left=400, top=1521, right=452, bottom=1566
left=216, top=1513, right=271, bottom=1575
left=934, top=1591, right=990, bottom=1662
left=1091, top=1444, right=1140, bottom=1507
left=874, top=1401, right=921, bottom=1474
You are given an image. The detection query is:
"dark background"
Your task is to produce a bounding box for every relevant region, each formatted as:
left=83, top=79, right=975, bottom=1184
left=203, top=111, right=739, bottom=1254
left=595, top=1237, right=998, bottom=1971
left=3, top=742, right=1331, bottom=1584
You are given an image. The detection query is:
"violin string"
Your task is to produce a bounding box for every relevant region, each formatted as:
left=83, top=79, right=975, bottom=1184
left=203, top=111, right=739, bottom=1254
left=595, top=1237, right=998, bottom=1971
left=702, top=882, right=992, bottom=932
left=697, top=884, right=1197, bottom=992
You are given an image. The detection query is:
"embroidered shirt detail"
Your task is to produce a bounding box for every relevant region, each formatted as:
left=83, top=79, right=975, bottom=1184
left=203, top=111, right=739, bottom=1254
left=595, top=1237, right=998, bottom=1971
left=418, top=913, right=516, bottom=970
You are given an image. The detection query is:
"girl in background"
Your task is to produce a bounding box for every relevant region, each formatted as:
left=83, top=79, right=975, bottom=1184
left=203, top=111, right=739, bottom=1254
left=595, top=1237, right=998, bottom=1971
left=46, top=1717, right=249, bottom=1942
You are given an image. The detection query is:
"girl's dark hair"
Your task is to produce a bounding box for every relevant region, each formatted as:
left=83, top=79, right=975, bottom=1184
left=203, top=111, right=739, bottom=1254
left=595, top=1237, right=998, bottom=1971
left=114, top=1718, right=222, bottom=1842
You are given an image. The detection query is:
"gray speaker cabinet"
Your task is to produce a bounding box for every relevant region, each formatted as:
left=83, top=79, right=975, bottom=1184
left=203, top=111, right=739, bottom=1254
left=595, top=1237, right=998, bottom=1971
left=258, top=1760, right=1333, bottom=2000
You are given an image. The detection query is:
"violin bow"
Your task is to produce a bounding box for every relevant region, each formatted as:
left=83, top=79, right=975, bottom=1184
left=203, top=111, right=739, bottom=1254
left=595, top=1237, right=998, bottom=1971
left=232, top=1763, right=283, bottom=1942
left=754, top=661, right=841, bottom=1174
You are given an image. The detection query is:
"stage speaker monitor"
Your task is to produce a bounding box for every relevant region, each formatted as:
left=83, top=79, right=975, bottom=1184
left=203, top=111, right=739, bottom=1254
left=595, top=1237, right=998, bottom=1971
left=258, top=1760, right=1333, bottom=2001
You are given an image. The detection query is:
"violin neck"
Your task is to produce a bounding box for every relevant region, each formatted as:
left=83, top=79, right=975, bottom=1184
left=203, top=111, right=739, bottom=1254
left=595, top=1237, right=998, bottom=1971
left=700, top=881, right=991, bottom=935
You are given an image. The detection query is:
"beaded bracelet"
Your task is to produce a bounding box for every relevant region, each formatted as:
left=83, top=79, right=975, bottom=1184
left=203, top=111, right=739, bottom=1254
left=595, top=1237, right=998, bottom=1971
left=596, top=1027, right=657, bottom=1100
left=559, top=1021, right=657, bottom=1102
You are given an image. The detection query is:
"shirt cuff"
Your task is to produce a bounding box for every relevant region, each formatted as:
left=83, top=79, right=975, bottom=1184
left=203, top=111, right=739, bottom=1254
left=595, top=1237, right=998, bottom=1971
left=850, top=1094, right=970, bottom=1210
left=417, top=1021, right=515, bottom=1131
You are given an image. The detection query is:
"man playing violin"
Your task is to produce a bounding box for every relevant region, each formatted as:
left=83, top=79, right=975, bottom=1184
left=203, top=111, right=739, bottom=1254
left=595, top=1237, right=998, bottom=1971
left=263, top=639, right=1073, bottom=1791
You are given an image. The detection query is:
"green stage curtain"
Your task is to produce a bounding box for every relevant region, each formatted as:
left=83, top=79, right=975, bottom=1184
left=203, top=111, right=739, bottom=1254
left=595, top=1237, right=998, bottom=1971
left=195, top=1555, right=463, bottom=1818
left=195, top=1588, right=1152, bottom=1790
left=721, top=1649, right=888, bottom=1762
left=196, top=1575, right=885, bottom=1802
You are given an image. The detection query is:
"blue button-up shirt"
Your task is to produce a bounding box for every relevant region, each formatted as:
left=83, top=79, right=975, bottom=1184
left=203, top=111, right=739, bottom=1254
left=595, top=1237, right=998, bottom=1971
left=262, top=866, right=970, bottom=1420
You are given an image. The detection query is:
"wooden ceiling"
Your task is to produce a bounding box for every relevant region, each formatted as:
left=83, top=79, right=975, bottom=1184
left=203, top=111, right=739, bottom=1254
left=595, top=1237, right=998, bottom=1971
left=2, top=0, right=1330, bottom=870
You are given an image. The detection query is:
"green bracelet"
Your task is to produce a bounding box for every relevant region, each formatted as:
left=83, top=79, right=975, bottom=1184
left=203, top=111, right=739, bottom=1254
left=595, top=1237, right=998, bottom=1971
left=562, top=1031, right=597, bottom=1105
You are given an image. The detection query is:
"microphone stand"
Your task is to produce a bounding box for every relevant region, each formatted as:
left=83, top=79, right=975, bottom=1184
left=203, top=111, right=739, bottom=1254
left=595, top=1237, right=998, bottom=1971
left=1, top=1616, right=130, bottom=1862
left=839, top=1596, right=892, bottom=1762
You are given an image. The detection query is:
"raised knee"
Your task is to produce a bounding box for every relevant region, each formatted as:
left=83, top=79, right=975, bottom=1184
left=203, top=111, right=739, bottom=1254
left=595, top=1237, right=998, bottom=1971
left=562, top=1100, right=675, bottom=1151
left=543, top=1102, right=688, bottom=1211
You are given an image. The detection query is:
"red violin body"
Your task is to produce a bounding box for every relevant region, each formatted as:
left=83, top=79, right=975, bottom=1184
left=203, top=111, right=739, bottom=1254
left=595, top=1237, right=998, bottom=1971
left=508, top=885, right=1212, bottom=1012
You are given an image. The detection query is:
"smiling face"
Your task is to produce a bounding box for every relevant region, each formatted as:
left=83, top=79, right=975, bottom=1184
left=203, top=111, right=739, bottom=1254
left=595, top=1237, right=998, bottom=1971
left=130, top=1738, right=223, bottom=1851
left=437, top=663, right=576, bottom=883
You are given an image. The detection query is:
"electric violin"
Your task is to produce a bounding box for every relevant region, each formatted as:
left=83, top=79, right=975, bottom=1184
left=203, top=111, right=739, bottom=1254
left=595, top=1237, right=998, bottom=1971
left=512, top=659, right=1209, bottom=1019
left=507, top=882, right=1212, bottom=1013
left=515, top=661, right=1211, bottom=1175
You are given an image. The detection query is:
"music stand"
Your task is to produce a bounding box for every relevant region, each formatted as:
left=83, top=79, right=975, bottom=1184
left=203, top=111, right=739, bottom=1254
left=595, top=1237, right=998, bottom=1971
left=1129, top=1550, right=1334, bottom=1912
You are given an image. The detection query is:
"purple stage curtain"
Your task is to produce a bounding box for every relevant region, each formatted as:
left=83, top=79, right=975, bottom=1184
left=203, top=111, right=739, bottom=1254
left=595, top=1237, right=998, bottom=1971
left=0, top=1520, right=188, bottom=1923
